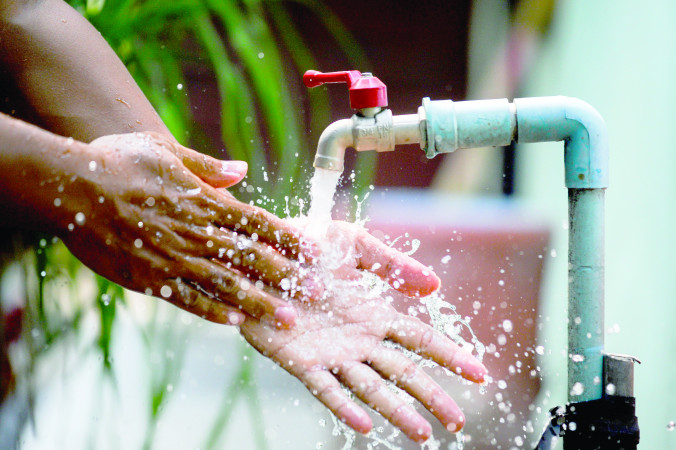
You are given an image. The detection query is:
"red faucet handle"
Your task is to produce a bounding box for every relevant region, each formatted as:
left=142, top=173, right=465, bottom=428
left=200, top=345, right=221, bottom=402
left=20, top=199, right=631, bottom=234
left=303, top=70, right=361, bottom=87
left=303, top=69, right=388, bottom=110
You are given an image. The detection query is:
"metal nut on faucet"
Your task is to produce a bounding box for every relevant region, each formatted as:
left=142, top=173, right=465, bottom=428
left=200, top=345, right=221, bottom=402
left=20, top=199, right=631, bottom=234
left=351, top=108, right=395, bottom=152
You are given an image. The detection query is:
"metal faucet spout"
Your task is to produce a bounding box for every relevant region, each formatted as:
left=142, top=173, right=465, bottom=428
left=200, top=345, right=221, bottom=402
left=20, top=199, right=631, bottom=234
left=313, top=119, right=353, bottom=171
left=312, top=111, right=424, bottom=172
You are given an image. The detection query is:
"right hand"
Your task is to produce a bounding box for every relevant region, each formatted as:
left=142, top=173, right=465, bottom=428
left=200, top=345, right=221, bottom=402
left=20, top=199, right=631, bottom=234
left=240, top=220, right=486, bottom=442
left=57, top=132, right=317, bottom=327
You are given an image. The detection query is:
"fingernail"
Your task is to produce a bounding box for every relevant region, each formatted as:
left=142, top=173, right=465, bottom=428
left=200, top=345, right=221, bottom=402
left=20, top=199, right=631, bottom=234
left=273, top=305, right=296, bottom=328
left=227, top=311, right=244, bottom=326
left=446, top=413, right=465, bottom=433
left=221, top=160, right=248, bottom=176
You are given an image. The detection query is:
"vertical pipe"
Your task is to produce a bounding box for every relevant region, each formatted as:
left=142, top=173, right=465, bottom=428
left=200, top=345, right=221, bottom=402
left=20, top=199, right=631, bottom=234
left=568, top=188, right=605, bottom=402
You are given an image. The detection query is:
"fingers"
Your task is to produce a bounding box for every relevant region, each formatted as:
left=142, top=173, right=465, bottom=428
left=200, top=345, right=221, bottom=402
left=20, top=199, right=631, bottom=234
left=301, top=370, right=373, bottom=435
left=159, top=278, right=246, bottom=325
left=387, top=316, right=487, bottom=383
left=368, top=346, right=465, bottom=433
left=180, top=257, right=296, bottom=328
left=211, top=201, right=314, bottom=261
left=351, top=226, right=441, bottom=297
left=180, top=225, right=323, bottom=301
left=338, top=361, right=432, bottom=443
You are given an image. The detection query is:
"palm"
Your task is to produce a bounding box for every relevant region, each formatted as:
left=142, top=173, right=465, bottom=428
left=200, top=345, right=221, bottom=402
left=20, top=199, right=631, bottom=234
left=241, top=269, right=486, bottom=443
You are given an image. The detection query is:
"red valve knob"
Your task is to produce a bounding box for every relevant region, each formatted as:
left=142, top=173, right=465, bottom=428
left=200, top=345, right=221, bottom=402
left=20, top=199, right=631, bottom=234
left=303, top=70, right=388, bottom=110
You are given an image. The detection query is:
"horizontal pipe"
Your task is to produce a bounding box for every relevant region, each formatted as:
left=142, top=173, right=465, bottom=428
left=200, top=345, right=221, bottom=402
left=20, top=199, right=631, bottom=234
left=393, top=113, right=422, bottom=146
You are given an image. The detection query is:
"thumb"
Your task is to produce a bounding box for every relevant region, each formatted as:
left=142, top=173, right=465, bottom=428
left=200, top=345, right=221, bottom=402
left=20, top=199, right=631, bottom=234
left=177, top=145, right=248, bottom=188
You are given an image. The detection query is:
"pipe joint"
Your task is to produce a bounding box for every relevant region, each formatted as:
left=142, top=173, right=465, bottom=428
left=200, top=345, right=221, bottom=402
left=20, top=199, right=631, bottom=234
left=514, top=96, right=609, bottom=189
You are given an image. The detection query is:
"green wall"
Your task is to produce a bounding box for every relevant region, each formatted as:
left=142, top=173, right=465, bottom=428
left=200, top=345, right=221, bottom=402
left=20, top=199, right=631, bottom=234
left=516, top=1, right=676, bottom=448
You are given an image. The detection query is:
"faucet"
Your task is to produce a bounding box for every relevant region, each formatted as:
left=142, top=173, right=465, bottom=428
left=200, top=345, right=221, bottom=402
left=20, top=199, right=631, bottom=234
left=304, top=70, right=639, bottom=448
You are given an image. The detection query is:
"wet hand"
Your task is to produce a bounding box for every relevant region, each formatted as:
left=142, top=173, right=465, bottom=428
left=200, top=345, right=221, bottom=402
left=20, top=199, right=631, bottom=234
left=57, top=132, right=315, bottom=327
left=240, top=220, right=485, bottom=443
left=320, top=221, right=441, bottom=297
left=240, top=283, right=486, bottom=443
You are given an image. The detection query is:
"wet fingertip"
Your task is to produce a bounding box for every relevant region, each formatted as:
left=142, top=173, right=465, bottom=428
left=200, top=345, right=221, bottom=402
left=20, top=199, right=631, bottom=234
left=458, top=351, right=488, bottom=383
left=273, top=305, right=296, bottom=328
left=445, top=414, right=465, bottom=434
left=227, top=311, right=245, bottom=326
left=339, top=403, right=372, bottom=435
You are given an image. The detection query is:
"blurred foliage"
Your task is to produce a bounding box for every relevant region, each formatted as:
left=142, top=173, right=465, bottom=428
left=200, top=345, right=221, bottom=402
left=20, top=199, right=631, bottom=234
left=9, top=0, right=373, bottom=448
left=68, top=0, right=374, bottom=212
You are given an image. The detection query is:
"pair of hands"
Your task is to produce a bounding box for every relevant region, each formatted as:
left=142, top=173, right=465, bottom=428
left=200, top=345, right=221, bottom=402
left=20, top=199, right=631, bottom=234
left=60, top=132, right=486, bottom=443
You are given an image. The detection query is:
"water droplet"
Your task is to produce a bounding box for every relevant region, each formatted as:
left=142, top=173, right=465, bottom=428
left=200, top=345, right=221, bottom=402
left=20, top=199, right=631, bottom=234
left=134, top=239, right=143, bottom=248
left=257, top=52, right=264, bottom=59
left=160, top=285, right=172, bottom=298
left=570, top=382, right=585, bottom=396
left=667, top=421, right=675, bottom=431
left=88, top=160, right=97, bottom=171
left=502, top=319, right=513, bottom=333
left=498, top=279, right=505, bottom=286
left=177, top=83, right=183, bottom=90
left=605, top=383, right=616, bottom=395
left=75, top=212, right=85, bottom=225
left=441, top=255, right=451, bottom=264
left=145, top=197, right=156, bottom=207
left=54, top=198, right=61, bottom=207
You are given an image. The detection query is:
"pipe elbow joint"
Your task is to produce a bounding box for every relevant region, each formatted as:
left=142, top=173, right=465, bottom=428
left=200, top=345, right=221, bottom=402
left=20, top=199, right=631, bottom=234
left=313, top=118, right=353, bottom=172
left=515, top=96, right=609, bottom=189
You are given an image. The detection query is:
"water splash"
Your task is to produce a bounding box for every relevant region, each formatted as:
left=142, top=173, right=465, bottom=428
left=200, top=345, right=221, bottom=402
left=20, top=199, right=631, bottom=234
left=303, top=167, right=486, bottom=448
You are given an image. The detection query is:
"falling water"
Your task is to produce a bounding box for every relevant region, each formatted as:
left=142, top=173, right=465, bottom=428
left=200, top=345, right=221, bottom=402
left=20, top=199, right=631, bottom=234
left=304, top=167, right=486, bottom=449
left=306, top=167, right=342, bottom=238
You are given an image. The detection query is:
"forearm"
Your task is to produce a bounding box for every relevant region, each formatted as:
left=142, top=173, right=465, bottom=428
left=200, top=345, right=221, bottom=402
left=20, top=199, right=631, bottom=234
left=0, top=0, right=170, bottom=141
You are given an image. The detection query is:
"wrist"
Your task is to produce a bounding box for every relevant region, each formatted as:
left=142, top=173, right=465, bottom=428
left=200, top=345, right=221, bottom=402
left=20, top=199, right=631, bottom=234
left=0, top=114, right=98, bottom=235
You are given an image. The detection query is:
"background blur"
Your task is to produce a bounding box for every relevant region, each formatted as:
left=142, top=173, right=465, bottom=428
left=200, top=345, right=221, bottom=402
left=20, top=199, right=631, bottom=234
left=2, top=1, right=675, bottom=449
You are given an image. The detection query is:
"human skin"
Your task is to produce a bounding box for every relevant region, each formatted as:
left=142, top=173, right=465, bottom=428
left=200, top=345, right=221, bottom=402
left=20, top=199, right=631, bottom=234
left=0, top=0, right=488, bottom=441
left=241, top=221, right=487, bottom=443
left=0, top=0, right=301, bottom=326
